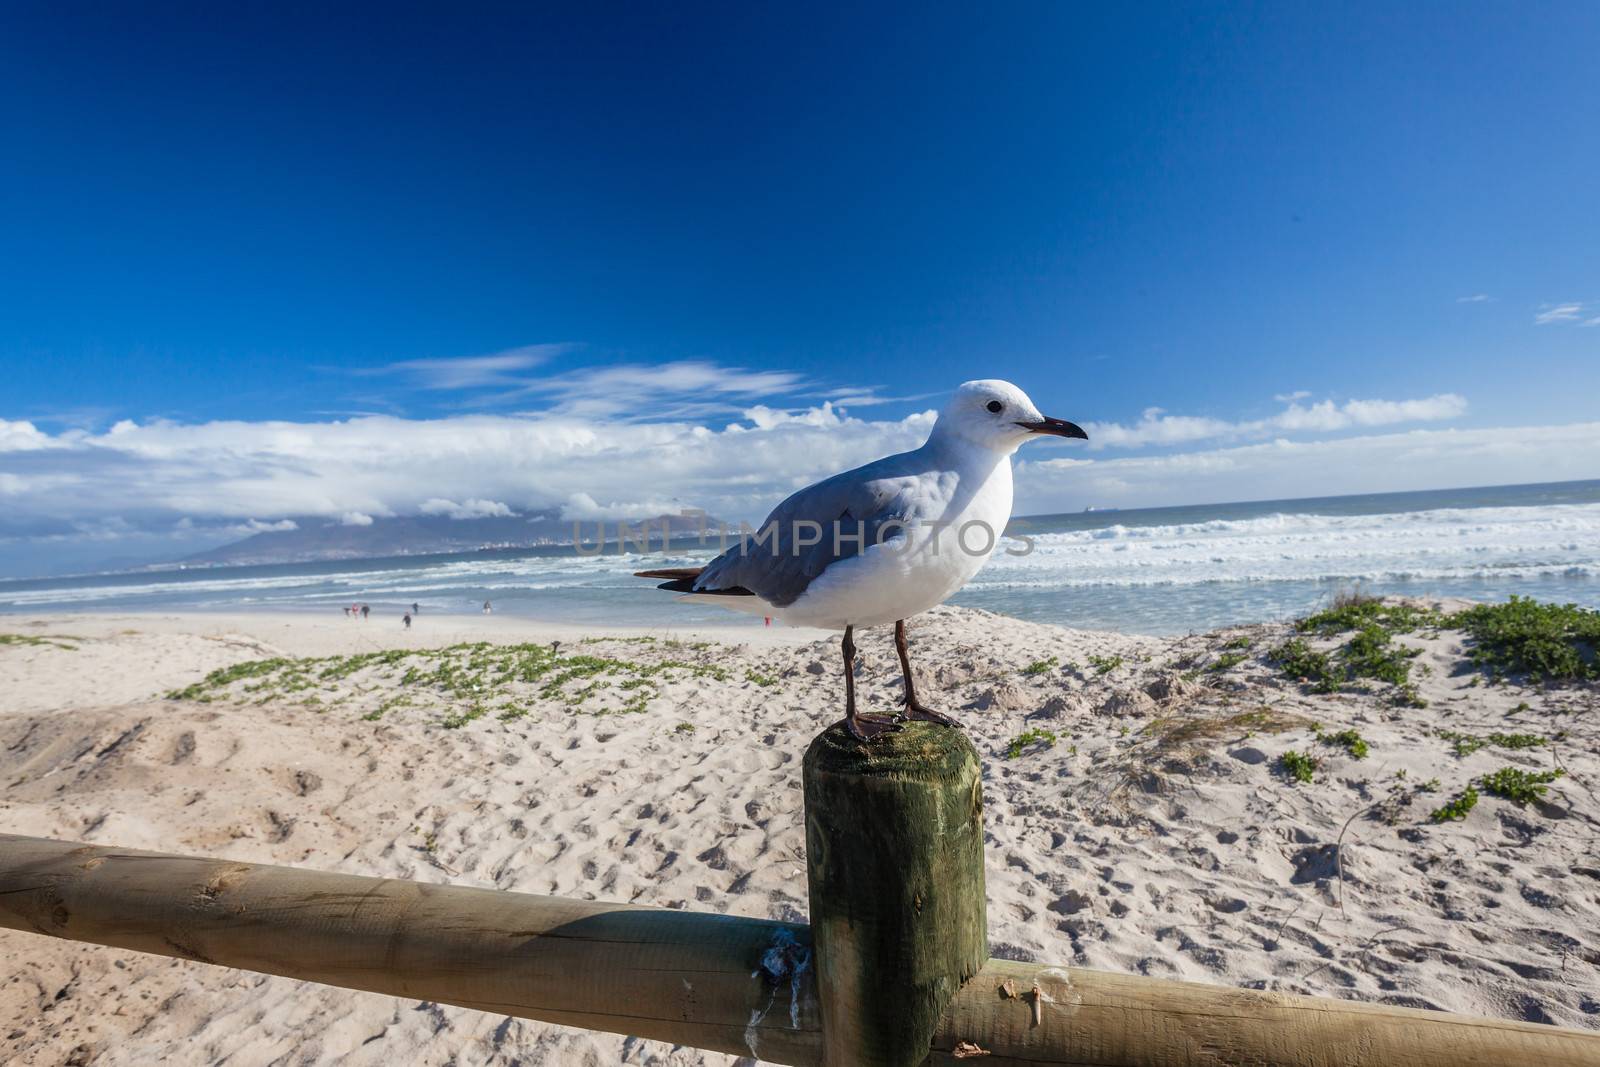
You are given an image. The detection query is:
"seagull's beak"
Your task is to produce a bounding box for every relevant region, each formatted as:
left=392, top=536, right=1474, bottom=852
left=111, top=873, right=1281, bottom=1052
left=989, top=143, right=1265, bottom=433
left=1015, top=417, right=1089, bottom=440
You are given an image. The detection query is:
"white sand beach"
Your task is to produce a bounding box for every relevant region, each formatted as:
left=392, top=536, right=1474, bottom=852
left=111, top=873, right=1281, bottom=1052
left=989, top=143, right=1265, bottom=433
left=2, top=605, right=1597, bottom=1065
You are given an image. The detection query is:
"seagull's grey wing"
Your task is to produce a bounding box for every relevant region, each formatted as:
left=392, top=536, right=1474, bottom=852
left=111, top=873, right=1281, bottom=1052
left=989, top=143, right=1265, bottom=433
left=694, top=462, right=926, bottom=608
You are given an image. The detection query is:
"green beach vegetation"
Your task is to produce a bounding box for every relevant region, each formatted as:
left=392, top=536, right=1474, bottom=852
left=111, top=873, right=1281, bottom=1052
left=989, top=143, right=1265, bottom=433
left=1086, top=653, right=1124, bottom=675
left=1021, top=655, right=1059, bottom=676
left=165, top=639, right=729, bottom=724
left=1004, top=727, right=1058, bottom=759
left=1279, top=749, right=1318, bottom=784
left=1430, top=786, right=1478, bottom=822
left=1313, top=724, right=1369, bottom=759
left=0, top=632, right=83, bottom=650
left=1270, top=594, right=1599, bottom=704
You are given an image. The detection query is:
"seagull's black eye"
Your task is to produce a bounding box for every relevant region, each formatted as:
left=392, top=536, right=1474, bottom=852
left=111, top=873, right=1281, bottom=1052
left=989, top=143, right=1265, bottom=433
left=986, top=400, right=1004, bottom=413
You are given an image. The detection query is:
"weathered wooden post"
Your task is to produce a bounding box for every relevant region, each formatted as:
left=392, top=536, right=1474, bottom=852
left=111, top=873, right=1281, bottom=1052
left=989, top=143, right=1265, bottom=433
left=803, top=721, right=987, bottom=1066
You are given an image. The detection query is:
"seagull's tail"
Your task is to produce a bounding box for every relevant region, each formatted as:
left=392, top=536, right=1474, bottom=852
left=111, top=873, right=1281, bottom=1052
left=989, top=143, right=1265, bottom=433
left=634, top=567, right=703, bottom=593
left=633, top=567, right=756, bottom=598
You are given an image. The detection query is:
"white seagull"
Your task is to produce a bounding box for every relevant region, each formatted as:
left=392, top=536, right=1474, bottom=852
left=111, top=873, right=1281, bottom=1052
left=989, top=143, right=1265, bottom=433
left=637, top=380, right=1087, bottom=741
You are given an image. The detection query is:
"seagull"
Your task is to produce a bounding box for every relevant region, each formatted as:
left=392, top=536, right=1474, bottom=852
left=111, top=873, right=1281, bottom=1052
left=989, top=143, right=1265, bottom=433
left=637, top=380, right=1087, bottom=741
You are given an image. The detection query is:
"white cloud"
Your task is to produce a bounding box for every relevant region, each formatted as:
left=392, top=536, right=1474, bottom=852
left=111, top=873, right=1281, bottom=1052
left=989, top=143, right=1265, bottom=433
left=1087, top=408, right=1234, bottom=449
left=1456, top=294, right=1494, bottom=304
left=1018, top=422, right=1600, bottom=512
left=560, top=492, right=687, bottom=521
left=1535, top=303, right=1584, bottom=325
left=1086, top=393, right=1466, bottom=449
left=359, top=343, right=817, bottom=423
left=516, top=360, right=810, bottom=419
left=369, top=344, right=571, bottom=390
left=741, top=401, right=849, bottom=431
left=0, top=419, right=57, bottom=452
left=805, top=386, right=938, bottom=409
left=0, top=404, right=933, bottom=546
left=1338, top=395, right=1469, bottom=425
left=237, top=518, right=299, bottom=534
left=2, top=368, right=1592, bottom=574
left=1273, top=390, right=1311, bottom=403
left=419, top=497, right=514, bottom=520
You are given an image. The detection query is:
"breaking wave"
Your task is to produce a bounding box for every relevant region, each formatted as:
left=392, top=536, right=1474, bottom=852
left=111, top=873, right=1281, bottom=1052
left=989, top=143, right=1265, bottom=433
left=971, top=503, right=1600, bottom=589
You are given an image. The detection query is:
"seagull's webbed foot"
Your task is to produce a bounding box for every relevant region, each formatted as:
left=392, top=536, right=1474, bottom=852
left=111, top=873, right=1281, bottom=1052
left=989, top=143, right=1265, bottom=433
left=904, top=700, right=961, bottom=728
left=892, top=618, right=960, bottom=729
left=844, top=713, right=901, bottom=742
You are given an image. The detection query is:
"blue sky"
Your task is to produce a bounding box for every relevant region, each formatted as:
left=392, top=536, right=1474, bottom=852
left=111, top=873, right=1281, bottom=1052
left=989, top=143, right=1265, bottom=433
left=2, top=3, right=1598, bottom=574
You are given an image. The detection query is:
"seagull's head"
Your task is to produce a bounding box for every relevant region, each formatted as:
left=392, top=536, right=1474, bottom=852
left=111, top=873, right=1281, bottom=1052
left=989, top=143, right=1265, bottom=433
left=933, top=379, right=1088, bottom=454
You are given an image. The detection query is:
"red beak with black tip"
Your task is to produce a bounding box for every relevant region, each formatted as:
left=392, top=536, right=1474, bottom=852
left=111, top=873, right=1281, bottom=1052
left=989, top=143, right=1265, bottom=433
left=1016, top=417, right=1088, bottom=440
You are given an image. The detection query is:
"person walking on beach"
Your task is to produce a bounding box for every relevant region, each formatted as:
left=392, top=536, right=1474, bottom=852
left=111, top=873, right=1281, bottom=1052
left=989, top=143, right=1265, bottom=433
left=411, top=602, right=419, bottom=615
left=361, top=604, right=369, bottom=620
left=402, top=612, right=411, bottom=629
left=482, top=600, right=492, bottom=614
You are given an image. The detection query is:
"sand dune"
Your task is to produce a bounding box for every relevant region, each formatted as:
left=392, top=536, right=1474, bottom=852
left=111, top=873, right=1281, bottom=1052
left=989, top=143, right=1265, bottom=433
left=2, top=605, right=1596, bottom=1065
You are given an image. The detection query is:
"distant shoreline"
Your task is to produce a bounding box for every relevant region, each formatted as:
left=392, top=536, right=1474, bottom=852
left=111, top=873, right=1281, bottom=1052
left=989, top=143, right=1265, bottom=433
left=3, top=479, right=1598, bottom=637
left=0, top=609, right=809, bottom=658
left=5, top=477, right=1597, bottom=586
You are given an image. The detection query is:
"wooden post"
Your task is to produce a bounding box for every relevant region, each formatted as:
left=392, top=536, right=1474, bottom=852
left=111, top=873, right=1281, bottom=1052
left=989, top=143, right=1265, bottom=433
left=803, top=721, right=987, bottom=1067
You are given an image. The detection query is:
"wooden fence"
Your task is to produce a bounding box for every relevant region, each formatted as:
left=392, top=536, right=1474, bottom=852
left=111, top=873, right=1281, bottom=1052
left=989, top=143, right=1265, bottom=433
left=2, top=723, right=1597, bottom=1066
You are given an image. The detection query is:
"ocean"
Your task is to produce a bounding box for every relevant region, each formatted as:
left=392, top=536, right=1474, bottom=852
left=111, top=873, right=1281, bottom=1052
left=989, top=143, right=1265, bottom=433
left=3, top=479, right=1597, bottom=636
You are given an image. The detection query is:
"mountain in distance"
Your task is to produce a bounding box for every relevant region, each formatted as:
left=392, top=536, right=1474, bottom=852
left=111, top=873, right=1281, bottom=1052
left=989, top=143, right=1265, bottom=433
left=179, top=509, right=719, bottom=567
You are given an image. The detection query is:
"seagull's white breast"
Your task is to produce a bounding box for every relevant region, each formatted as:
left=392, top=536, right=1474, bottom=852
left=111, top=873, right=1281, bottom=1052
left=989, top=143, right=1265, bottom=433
left=775, top=453, right=1013, bottom=630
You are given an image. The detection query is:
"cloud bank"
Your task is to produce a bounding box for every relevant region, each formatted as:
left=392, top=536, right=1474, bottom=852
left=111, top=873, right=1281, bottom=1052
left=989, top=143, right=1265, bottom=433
left=2, top=371, right=1595, bottom=575
left=1019, top=422, right=1600, bottom=511
left=1086, top=394, right=1468, bottom=449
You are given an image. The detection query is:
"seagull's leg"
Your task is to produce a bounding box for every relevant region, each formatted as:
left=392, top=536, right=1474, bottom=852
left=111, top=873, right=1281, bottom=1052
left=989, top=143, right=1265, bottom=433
left=896, top=619, right=961, bottom=728
left=842, top=625, right=896, bottom=741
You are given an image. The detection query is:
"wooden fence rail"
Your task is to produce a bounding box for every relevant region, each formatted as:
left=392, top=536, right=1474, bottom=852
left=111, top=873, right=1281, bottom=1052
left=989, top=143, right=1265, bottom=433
left=0, top=833, right=821, bottom=1065
left=4, top=722, right=1599, bottom=1065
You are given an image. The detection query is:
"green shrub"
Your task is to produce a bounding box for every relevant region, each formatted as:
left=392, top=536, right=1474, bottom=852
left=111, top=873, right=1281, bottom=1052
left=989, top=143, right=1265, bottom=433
left=1437, top=729, right=1487, bottom=757
left=1489, top=732, right=1546, bottom=749
left=1480, top=766, right=1564, bottom=805
left=1208, top=651, right=1249, bottom=672
left=1086, top=654, right=1123, bottom=675
left=1299, top=600, right=1444, bottom=636
left=440, top=703, right=487, bottom=729
left=1271, top=638, right=1340, bottom=693
left=1005, top=727, right=1058, bottom=759
left=1342, top=625, right=1420, bottom=686
left=1275, top=617, right=1424, bottom=698
left=1450, top=596, right=1600, bottom=682
left=1436, top=729, right=1547, bottom=757
left=0, top=633, right=81, bottom=650
left=1431, top=786, right=1478, bottom=822
left=1392, top=683, right=1429, bottom=709
left=1279, top=749, right=1318, bottom=784
left=1315, top=726, right=1369, bottom=759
